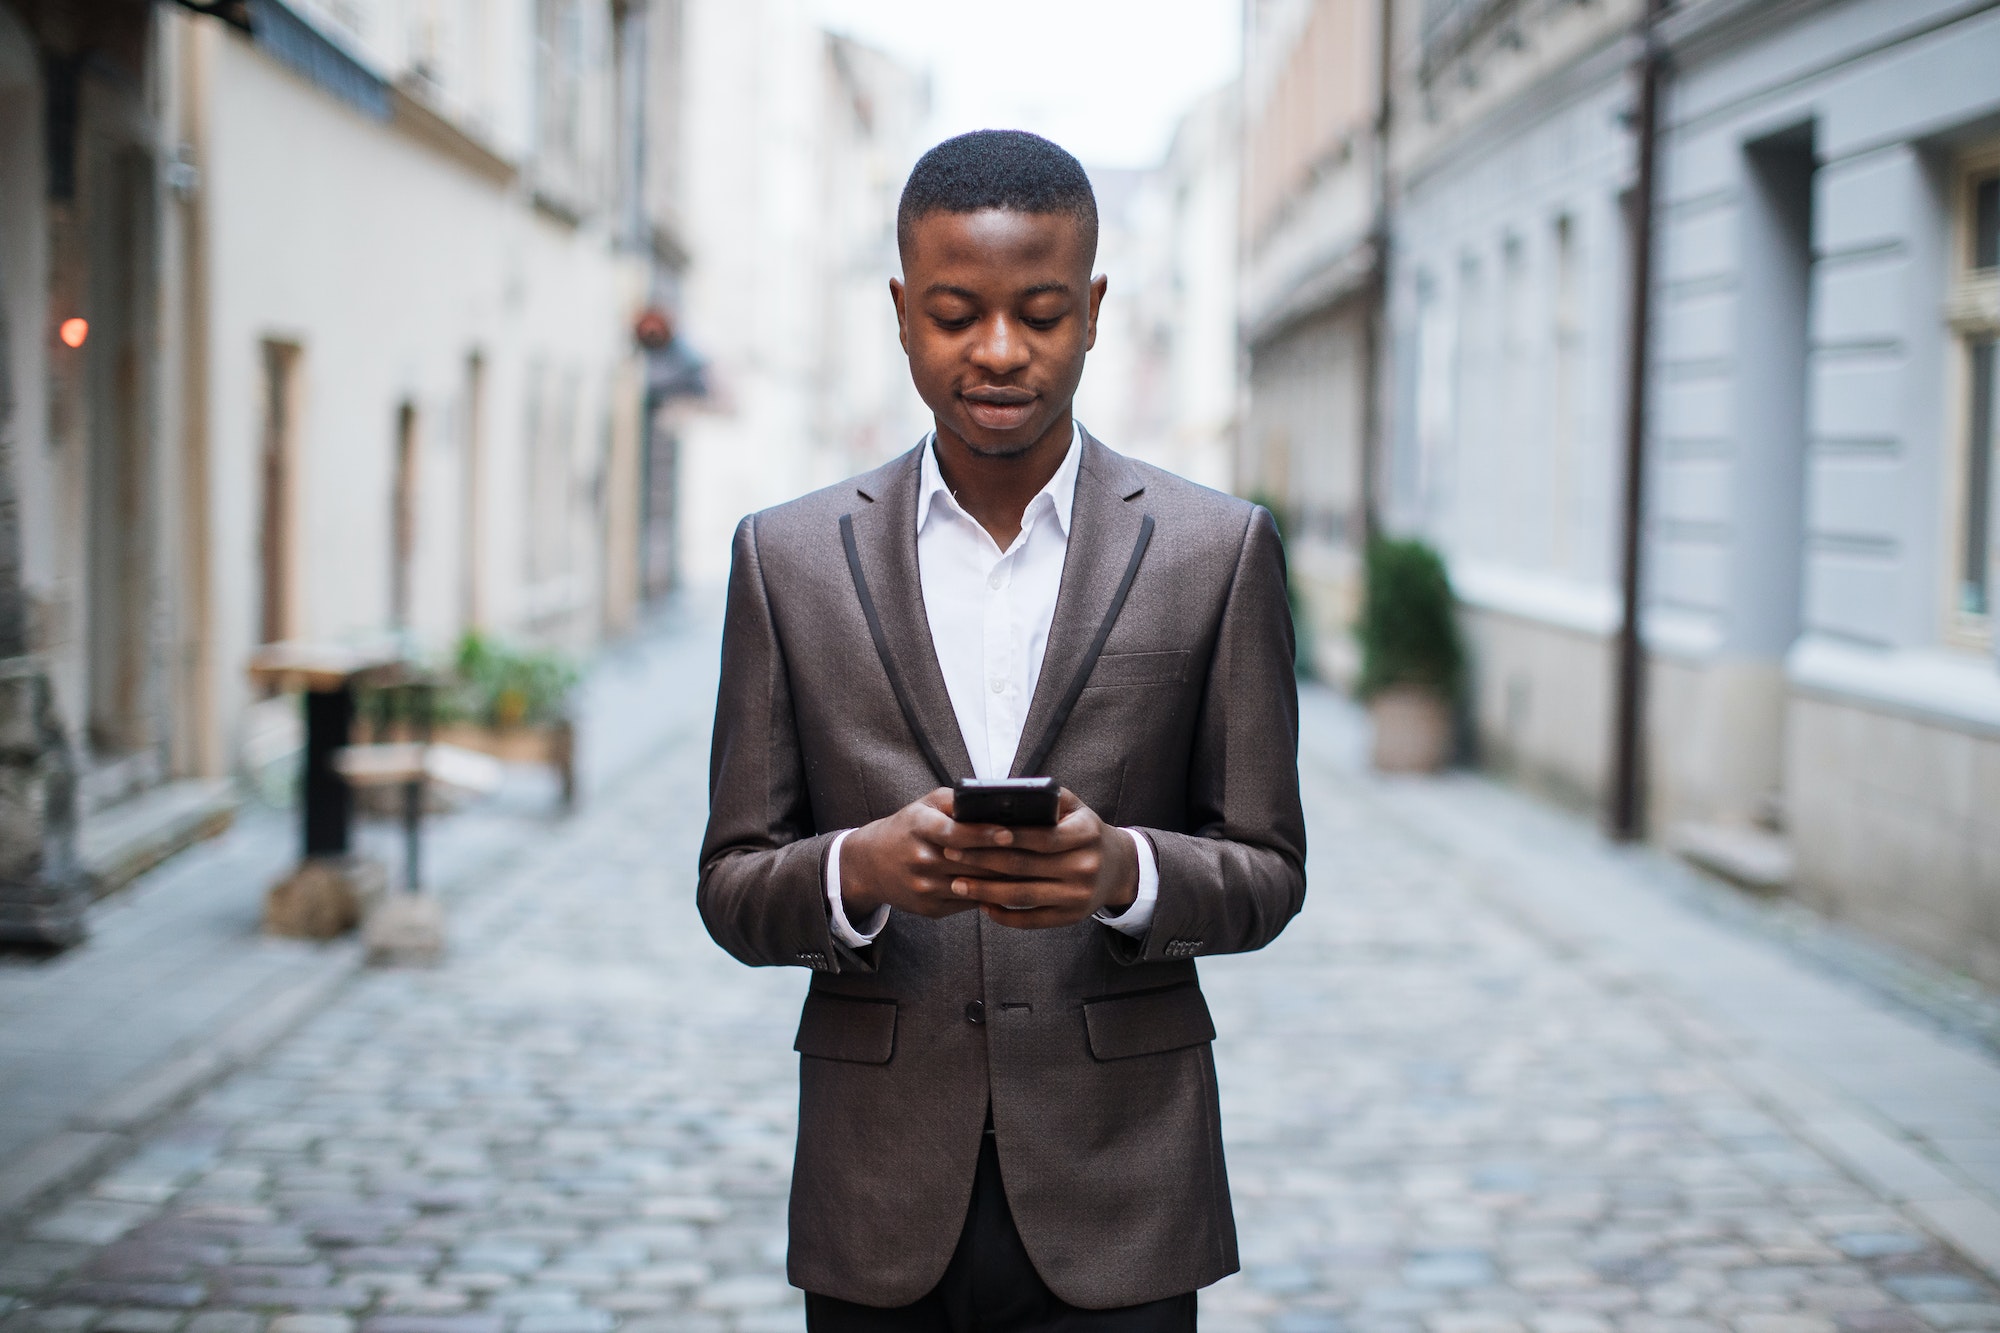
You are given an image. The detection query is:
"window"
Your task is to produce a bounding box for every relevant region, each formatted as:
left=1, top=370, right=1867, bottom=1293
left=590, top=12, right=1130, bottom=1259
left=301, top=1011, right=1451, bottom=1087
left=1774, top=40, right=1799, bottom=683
left=1550, top=214, right=1581, bottom=573
left=535, top=0, right=588, bottom=205
left=1949, top=156, right=2000, bottom=642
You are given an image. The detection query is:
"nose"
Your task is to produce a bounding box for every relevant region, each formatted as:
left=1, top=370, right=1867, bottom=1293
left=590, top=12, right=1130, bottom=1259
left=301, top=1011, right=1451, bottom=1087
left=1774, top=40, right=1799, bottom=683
left=968, top=314, right=1031, bottom=377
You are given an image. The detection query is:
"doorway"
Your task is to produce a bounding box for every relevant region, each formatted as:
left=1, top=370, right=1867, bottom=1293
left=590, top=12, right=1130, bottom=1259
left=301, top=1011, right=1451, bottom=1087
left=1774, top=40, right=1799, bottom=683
left=83, top=142, right=156, bottom=762
left=392, top=401, right=419, bottom=632
left=258, top=341, right=303, bottom=648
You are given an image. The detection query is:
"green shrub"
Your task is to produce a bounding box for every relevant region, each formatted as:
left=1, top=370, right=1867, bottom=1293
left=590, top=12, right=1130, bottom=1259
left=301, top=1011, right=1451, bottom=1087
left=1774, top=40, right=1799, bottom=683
left=1355, top=536, right=1462, bottom=701
left=449, top=631, right=580, bottom=727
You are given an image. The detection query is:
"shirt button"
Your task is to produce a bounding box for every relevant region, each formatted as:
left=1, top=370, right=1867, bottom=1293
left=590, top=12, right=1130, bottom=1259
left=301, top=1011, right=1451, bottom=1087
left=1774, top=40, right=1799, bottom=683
left=988, top=571, right=1004, bottom=590
left=989, top=678, right=1004, bottom=694
left=964, top=999, right=985, bottom=1025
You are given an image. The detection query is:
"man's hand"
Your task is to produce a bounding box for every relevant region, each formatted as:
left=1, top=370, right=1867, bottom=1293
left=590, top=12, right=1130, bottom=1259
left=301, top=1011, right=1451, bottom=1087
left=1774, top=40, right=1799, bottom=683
left=838, top=788, right=1139, bottom=930
left=837, top=789, right=989, bottom=922
left=939, top=788, right=1139, bottom=929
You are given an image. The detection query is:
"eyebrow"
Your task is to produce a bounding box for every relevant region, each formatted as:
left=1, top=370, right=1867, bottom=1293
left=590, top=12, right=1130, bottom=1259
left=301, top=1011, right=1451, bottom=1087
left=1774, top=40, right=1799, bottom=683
left=922, top=282, right=1074, bottom=300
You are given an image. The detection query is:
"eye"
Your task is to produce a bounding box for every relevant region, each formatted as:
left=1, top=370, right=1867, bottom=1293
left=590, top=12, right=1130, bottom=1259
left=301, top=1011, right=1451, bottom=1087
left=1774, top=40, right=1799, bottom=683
left=931, top=313, right=976, bottom=332
left=1023, top=315, right=1063, bottom=331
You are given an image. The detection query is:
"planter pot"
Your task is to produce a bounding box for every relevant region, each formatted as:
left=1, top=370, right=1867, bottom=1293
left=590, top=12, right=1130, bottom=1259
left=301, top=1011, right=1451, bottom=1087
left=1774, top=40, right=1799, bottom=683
left=1367, top=684, right=1452, bottom=774
left=355, top=718, right=577, bottom=810
left=434, top=720, right=577, bottom=808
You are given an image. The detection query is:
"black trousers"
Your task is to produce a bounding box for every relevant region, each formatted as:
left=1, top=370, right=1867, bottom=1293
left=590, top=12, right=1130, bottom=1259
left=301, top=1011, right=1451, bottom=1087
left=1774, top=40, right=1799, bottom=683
left=803, top=1132, right=1198, bottom=1333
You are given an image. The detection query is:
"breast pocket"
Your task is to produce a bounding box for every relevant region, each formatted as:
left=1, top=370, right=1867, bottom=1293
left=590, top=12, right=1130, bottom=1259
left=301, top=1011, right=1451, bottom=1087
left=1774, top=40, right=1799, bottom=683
left=1084, top=650, right=1191, bottom=690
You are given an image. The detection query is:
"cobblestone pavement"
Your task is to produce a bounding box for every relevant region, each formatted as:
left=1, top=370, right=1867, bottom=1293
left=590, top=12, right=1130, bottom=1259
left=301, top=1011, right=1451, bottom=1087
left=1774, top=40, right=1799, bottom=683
left=5, top=662, right=2000, bottom=1332
left=0, top=600, right=719, bottom=1173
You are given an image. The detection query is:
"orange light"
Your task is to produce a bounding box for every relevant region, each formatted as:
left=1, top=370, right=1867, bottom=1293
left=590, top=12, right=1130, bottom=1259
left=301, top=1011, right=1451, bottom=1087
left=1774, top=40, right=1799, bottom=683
left=58, top=318, right=88, bottom=349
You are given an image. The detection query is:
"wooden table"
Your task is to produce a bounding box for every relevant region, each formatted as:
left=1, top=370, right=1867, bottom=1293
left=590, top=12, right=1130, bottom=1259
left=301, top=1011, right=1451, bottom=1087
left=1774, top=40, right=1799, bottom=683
left=246, top=643, right=411, bottom=863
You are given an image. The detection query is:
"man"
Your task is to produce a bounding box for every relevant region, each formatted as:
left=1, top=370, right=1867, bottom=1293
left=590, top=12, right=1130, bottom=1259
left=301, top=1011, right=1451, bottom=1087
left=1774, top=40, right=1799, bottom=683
left=699, top=130, right=1305, bottom=1331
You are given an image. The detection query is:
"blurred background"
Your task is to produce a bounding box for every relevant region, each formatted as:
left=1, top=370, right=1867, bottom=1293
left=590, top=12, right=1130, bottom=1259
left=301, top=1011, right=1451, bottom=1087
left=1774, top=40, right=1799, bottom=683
left=2, top=0, right=2000, bottom=1328
left=4, top=0, right=1996, bottom=982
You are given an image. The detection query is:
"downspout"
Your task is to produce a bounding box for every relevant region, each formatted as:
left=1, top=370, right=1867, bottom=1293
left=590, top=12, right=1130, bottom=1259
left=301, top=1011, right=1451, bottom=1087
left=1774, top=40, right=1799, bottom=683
left=1609, top=0, right=1667, bottom=842
left=176, top=10, right=219, bottom=777
left=1358, top=0, right=1393, bottom=547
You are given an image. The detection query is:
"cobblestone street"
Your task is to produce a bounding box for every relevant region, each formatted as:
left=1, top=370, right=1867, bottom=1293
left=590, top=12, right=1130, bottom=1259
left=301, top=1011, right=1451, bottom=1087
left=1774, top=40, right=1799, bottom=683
left=5, top=627, right=2000, bottom=1333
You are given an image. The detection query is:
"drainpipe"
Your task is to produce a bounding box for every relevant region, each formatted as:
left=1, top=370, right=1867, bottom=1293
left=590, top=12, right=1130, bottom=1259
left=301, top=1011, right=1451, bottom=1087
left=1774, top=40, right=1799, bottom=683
left=1609, top=0, right=1667, bottom=842
left=1359, top=0, right=1393, bottom=548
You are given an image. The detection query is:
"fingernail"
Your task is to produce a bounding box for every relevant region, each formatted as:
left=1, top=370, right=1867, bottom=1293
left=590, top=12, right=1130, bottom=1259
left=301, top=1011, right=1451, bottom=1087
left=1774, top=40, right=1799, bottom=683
left=994, top=829, right=1013, bottom=845
left=943, top=847, right=960, bottom=861
left=953, top=879, right=968, bottom=896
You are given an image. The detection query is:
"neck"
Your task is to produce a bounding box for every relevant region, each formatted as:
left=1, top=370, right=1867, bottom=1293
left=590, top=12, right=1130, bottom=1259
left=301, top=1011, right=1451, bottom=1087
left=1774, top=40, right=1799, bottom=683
left=933, top=410, right=1074, bottom=549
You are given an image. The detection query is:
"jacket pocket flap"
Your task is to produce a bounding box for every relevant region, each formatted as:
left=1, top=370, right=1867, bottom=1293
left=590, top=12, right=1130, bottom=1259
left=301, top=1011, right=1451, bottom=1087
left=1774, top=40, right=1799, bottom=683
left=794, top=991, right=898, bottom=1064
left=1085, top=650, right=1190, bottom=689
left=1083, top=984, right=1216, bottom=1061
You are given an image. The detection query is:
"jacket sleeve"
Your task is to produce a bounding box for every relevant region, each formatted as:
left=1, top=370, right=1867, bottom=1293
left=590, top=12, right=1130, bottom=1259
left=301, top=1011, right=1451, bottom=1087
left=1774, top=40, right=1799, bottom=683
left=697, top=515, right=875, bottom=973
left=1112, top=505, right=1306, bottom=964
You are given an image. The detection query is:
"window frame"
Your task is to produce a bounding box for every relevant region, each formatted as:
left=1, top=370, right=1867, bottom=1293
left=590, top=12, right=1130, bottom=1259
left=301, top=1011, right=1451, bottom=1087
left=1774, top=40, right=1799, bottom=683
left=1944, top=144, right=2000, bottom=651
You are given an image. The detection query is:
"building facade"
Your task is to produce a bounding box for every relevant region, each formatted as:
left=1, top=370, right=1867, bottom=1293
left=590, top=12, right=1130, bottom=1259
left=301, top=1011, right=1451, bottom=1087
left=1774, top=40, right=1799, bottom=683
left=1238, top=0, right=1386, bottom=683
left=1650, top=0, right=2000, bottom=983
left=1075, top=85, right=1240, bottom=496
left=1382, top=0, right=1644, bottom=802
left=1246, top=0, right=2000, bottom=983
left=672, top=0, right=929, bottom=584
left=0, top=0, right=688, bottom=943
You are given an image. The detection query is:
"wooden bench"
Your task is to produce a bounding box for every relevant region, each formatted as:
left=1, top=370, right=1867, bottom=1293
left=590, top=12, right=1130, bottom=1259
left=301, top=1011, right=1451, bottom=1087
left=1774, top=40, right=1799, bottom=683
left=333, top=740, right=503, bottom=894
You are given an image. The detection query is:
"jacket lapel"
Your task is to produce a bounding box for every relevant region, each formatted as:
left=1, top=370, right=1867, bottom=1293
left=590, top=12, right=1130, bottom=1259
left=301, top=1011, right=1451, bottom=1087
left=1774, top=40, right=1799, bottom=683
left=1010, top=431, right=1153, bottom=778
left=843, top=446, right=975, bottom=784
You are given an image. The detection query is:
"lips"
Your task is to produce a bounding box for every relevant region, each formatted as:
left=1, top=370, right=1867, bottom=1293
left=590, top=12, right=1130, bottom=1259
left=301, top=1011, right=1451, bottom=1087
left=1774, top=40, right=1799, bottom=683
left=961, top=388, right=1037, bottom=431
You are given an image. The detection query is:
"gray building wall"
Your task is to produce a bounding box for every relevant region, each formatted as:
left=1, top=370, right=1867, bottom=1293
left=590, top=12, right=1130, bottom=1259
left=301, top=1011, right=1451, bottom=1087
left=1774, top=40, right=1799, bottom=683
left=1656, top=0, right=2000, bottom=982
left=1385, top=45, right=1634, bottom=805
left=1371, top=0, right=2000, bottom=986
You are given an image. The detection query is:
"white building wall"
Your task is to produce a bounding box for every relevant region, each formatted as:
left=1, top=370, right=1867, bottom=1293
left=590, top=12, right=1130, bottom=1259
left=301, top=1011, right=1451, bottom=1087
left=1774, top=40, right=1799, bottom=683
left=190, top=8, right=646, bottom=766
left=1076, top=88, right=1237, bottom=494
left=673, top=0, right=926, bottom=584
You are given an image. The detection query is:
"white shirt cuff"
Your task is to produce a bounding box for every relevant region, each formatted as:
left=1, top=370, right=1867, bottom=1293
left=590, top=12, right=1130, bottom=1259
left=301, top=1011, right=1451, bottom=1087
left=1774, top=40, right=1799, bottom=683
left=1095, top=828, right=1158, bottom=937
left=825, top=829, right=889, bottom=947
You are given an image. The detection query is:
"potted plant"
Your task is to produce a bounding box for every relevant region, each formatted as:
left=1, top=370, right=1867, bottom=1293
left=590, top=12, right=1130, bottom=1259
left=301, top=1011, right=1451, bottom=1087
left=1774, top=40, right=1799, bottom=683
left=355, top=633, right=582, bottom=808
left=1355, top=537, right=1463, bottom=773
left=440, top=633, right=581, bottom=805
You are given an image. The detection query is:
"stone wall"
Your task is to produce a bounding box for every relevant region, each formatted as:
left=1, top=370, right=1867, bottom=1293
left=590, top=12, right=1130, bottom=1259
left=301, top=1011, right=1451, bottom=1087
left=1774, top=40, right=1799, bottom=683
left=1787, top=691, right=2000, bottom=988
left=1460, top=606, right=1613, bottom=814
left=0, top=657, right=85, bottom=946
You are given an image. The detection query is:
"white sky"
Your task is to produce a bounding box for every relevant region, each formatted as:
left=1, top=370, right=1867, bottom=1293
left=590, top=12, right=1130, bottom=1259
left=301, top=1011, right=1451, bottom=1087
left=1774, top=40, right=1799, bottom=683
left=806, top=0, right=1243, bottom=170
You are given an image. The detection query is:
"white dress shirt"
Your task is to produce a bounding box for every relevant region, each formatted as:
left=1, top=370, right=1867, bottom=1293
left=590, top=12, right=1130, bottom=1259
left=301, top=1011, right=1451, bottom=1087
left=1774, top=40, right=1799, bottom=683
left=826, top=424, right=1159, bottom=945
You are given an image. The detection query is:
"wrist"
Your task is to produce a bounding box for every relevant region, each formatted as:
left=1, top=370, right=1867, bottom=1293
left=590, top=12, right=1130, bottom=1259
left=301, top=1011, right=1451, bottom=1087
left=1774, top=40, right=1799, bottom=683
left=838, top=822, right=886, bottom=917
left=1100, top=843, right=1140, bottom=913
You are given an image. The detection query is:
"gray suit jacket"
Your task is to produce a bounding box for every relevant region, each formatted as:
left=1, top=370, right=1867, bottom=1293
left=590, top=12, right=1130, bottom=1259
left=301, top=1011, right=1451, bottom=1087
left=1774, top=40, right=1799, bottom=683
left=698, top=433, right=1306, bottom=1310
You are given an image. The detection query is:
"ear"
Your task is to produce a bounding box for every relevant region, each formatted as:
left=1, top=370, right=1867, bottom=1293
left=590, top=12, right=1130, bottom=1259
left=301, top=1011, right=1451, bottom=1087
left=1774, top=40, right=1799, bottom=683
left=1085, top=274, right=1108, bottom=352
left=890, top=277, right=909, bottom=355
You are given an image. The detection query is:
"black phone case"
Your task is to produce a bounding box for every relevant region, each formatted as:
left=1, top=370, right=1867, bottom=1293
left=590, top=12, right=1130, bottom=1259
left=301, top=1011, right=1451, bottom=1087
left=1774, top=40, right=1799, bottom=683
left=953, top=780, right=1059, bottom=827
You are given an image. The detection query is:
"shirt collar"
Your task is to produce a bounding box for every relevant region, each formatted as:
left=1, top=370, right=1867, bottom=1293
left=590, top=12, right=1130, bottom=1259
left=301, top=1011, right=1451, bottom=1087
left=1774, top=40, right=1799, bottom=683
left=917, top=421, right=1084, bottom=540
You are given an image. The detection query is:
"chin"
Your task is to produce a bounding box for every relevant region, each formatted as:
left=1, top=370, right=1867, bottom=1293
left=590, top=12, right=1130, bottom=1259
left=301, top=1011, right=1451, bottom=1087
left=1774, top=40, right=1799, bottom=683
left=959, top=433, right=1042, bottom=461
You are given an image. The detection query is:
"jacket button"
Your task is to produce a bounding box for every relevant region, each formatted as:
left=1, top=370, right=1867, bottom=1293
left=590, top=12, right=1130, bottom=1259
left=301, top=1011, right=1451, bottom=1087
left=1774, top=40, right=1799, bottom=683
left=964, top=999, right=985, bottom=1025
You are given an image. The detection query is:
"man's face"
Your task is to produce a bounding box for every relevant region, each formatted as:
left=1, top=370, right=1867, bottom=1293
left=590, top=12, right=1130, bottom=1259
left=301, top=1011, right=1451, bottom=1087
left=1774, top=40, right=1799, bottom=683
left=891, top=209, right=1106, bottom=458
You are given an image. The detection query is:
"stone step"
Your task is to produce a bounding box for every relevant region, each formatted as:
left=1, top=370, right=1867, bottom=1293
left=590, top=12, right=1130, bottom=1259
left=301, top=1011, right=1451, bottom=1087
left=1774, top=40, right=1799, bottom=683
left=77, top=778, right=241, bottom=898
left=1670, top=819, right=1796, bottom=893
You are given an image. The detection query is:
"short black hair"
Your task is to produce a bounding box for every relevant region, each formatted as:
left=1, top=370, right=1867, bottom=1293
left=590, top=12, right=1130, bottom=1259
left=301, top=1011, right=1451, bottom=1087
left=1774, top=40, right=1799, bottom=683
left=896, top=130, right=1098, bottom=262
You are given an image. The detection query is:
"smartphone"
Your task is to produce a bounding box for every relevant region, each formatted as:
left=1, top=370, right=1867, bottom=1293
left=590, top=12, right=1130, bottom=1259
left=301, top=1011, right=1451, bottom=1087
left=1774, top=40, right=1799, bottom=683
left=952, top=776, right=1059, bottom=827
